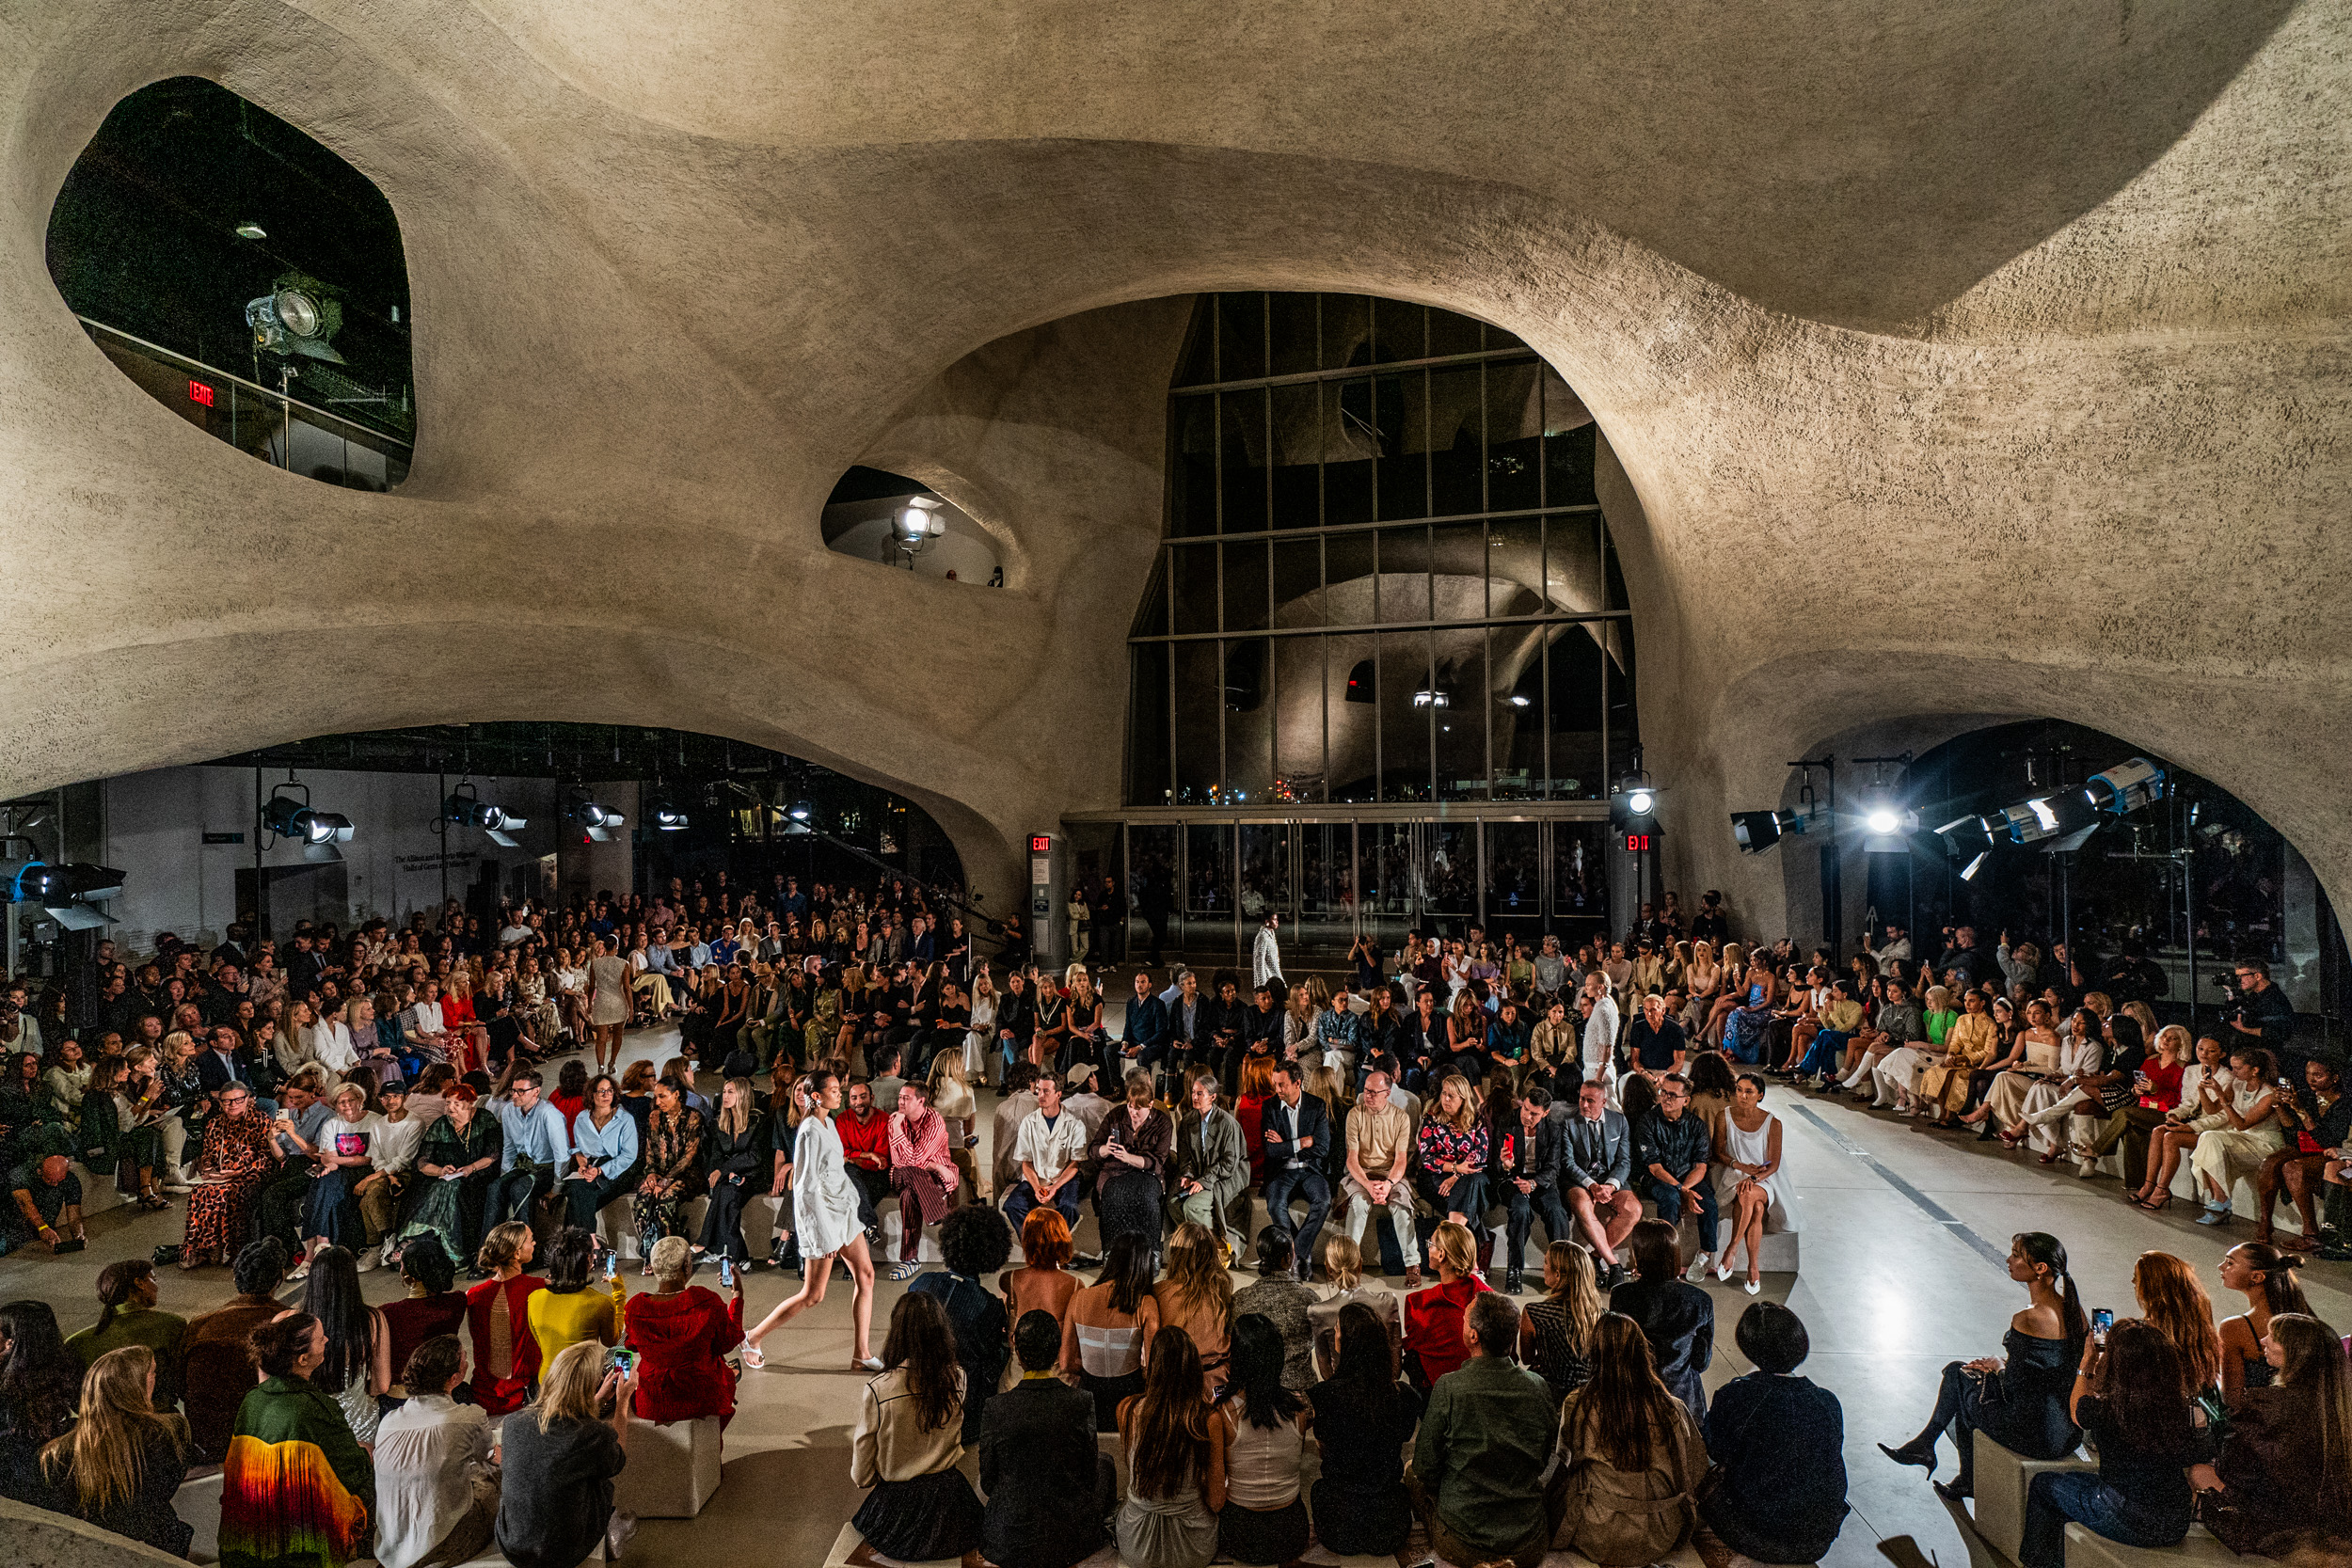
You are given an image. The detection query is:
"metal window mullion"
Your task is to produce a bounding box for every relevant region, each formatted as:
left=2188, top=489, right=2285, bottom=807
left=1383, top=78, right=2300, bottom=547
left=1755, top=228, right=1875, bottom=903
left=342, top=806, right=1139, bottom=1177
left=1127, top=608, right=1634, bottom=645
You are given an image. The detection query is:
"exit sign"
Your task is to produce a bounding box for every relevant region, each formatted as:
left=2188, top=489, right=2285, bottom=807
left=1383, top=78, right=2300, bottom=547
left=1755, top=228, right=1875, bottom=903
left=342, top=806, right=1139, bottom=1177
left=188, top=380, right=215, bottom=407
left=1624, top=832, right=1652, bottom=853
left=1029, top=835, right=1052, bottom=854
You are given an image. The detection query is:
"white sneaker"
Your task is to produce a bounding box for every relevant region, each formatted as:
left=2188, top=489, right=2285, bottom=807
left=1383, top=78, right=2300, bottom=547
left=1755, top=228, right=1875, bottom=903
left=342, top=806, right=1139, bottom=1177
left=1684, top=1253, right=1712, bottom=1283
left=355, top=1249, right=379, bottom=1274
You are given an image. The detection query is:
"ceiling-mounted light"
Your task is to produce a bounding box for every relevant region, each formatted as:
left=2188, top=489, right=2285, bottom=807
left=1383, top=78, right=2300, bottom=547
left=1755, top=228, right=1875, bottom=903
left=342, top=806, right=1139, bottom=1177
left=442, top=786, right=528, bottom=848
left=234, top=220, right=267, bottom=240
left=262, top=785, right=354, bottom=862
left=2083, top=757, right=2166, bottom=816
left=1507, top=694, right=1532, bottom=708
left=565, top=793, right=626, bottom=843
left=245, top=286, right=344, bottom=363
left=648, top=797, right=690, bottom=831
left=2, top=849, right=125, bottom=930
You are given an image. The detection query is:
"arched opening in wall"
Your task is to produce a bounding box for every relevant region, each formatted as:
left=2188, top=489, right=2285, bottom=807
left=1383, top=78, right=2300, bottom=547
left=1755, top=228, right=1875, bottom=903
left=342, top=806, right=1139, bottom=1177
left=2, top=724, right=969, bottom=979
left=1867, top=719, right=2346, bottom=1038
left=45, top=78, right=417, bottom=488
left=822, top=466, right=1003, bottom=585
left=1098, top=291, right=1635, bottom=970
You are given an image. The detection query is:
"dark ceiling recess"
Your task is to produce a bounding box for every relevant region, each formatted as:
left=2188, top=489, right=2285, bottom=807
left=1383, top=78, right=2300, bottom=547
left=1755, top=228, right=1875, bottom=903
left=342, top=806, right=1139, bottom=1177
left=213, top=723, right=807, bottom=784
left=826, top=466, right=929, bottom=507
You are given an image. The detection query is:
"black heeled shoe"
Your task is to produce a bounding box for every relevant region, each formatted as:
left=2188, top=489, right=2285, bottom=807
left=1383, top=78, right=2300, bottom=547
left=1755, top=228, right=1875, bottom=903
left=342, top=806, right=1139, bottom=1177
left=1878, top=1442, right=1936, bottom=1472
left=1934, top=1479, right=1974, bottom=1502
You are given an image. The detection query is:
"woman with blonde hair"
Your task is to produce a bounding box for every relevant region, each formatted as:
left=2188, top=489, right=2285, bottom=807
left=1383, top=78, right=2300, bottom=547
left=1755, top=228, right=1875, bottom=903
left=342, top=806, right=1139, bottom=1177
left=1415, top=1074, right=1488, bottom=1228
left=1309, top=1232, right=1402, bottom=1379
left=38, top=1344, right=192, bottom=1554
left=496, top=1338, right=633, bottom=1568
left=1151, top=1221, right=1233, bottom=1391
left=1282, top=984, right=1319, bottom=1062
left=1682, top=941, right=1722, bottom=1034
left=928, top=1047, right=983, bottom=1202
left=961, top=968, right=997, bottom=1081
left=1520, top=1239, right=1605, bottom=1396
left=1401, top=1221, right=1489, bottom=1388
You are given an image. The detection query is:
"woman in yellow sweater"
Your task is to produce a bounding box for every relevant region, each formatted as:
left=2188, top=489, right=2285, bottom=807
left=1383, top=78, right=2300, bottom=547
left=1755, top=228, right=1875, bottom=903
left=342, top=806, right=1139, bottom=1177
left=527, top=1226, right=626, bottom=1370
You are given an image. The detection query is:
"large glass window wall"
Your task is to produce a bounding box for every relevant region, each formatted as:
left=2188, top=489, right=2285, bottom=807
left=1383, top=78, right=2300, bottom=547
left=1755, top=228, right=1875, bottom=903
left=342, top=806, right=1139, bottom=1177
left=1129, top=292, right=1634, bottom=810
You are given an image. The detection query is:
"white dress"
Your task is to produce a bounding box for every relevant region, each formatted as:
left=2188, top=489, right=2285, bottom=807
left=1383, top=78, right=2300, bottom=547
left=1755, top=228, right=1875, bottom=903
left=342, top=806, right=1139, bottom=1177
left=1713, top=1112, right=1800, bottom=1232
left=964, top=993, right=997, bottom=1077
left=791, top=1113, right=862, bottom=1259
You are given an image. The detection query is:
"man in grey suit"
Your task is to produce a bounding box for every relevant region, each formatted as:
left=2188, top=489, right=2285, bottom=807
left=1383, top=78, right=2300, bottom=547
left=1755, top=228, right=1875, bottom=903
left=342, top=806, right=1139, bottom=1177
left=1559, top=1076, right=1642, bottom=1286
left=1169, top=1072, right=1249, bottom=1259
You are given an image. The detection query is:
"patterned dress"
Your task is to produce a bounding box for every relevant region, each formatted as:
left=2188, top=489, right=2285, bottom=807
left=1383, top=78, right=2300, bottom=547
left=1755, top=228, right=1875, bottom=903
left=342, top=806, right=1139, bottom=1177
left=183, top=1110, right=280, bottom=1256
left=630, top=1107, right=706, bottom=1249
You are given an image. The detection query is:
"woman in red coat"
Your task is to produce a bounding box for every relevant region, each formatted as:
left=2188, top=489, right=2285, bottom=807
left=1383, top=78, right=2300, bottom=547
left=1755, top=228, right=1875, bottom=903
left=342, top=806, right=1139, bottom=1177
left=1401, top=1221, right=1492, bottom=1388
left=624, top=1234, right=747, bottom=1427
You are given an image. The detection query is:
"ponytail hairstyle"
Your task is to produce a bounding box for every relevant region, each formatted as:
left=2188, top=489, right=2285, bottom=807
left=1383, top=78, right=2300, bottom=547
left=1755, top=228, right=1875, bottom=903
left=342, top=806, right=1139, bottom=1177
left=2266, top=1314, right=2352, bottom=1533
left=2234, top=1241, right=2313, bottom=1319
left=90, top=1259, right=153, bottom=1340
left=2013, top=1232, right=2090, bottom=1352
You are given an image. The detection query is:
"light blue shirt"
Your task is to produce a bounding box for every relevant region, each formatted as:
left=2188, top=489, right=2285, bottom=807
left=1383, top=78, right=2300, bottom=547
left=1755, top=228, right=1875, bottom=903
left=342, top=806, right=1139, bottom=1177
left=494, top=1095, right=570, bottom=1173
left=570, top=1107, right=639, bottom=1174
left=687, top=942, right=712, bottom=969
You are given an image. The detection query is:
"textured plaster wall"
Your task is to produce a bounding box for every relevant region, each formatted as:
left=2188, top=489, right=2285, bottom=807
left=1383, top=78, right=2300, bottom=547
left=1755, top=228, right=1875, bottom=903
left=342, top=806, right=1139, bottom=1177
left=0, top=0, right=2346, bottom=934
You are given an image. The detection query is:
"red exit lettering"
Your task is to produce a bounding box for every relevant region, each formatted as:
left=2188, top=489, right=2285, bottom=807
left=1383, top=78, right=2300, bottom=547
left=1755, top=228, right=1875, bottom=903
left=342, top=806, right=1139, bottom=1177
left=188, top=380, right=215, bottom=406
left=1625, top=833, right=1650, bottom=853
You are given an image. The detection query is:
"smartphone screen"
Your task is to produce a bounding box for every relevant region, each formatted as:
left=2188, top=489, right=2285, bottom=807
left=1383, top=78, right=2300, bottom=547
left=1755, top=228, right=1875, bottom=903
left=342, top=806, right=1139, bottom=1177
left=719, top=1256, right=736, bottom=1289
left=2091, top=1307, right=2115, bottom=1343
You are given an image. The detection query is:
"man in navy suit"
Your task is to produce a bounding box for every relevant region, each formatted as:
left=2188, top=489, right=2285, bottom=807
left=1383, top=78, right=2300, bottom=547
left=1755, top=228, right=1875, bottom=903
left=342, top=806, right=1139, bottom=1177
left=1258, top=1059, right=1332, bottom=1280
left=1119, top=970, right=1172, bottom=1076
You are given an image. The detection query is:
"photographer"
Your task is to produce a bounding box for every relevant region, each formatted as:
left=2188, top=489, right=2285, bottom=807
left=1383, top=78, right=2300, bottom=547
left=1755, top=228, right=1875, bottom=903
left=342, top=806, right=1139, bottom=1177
left=2224, top=959, right=2297, bottom=1068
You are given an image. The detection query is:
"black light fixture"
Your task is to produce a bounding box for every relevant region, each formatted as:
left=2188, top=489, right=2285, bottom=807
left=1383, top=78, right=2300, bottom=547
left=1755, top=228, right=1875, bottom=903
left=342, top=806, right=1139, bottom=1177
left=441, top=783, right=528, bottom=847
left=262, top=779, right=354, bottom=862
left=1730, top=809, right=1810, bottom=854
left=647, top=797, right=690, bottom=832
left=564, top=793, right=627, bottom=843
left=1, top=839, right=124, bottom=930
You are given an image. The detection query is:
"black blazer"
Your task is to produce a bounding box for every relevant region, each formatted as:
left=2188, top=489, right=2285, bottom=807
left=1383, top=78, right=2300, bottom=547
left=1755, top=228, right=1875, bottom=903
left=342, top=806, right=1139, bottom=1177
left=195, top=1050, right=248, bottom=1094
left=1612, top=1276, right=1714, bottom=1424
left=978, top=1376, right=1106, bottom=1568
left=1259, top=1089, right=1333, bottom=1178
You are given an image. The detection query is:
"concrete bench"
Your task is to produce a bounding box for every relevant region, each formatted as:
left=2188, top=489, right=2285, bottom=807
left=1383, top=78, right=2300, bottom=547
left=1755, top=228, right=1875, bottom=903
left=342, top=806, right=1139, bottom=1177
left=824, top=1518, right=1709, bottom=1567
left=612, top=1413, right=724, bottom=1519
left=2063, top=1521, right=2239, bottom=1568
left=1974, top=1431, right=2094, bottom=1564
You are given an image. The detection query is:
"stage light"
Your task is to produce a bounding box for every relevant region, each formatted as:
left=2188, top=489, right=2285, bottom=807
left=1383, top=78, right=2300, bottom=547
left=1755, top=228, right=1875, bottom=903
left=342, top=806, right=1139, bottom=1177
left=2084, top=757, right=2166, bottom=816
left=245, top=287, right=345, bottom=363
left=4, top=858, right=125, bottom=930
left=1730, top=809, right=1809, bottom=854
left=1934, top=814, right=1996, bottom=854
left=442, top=789, right=529, bottom=848
left=262, top=789, right=355, bottom=861
left=1507, top=694, right=1531, bottom=708
left=1865, top=808, right=1899, bottom=836
left=1628, top=788, right=1655, bottom=816
left=1410, top=689, right=1453, bottom=709
left=648, top=798, right=690, bottom=831
left=1961, top=850, right=1991, bottom=881
left=788, top=799, right=813, bottom=822
left=565, top=794, right=627, bottom=843
left=2001, top=800, right=2059, bottom=844
left=1861, top=803, right=1919, bottom=853
left=235, top=220, right=267, bottom=240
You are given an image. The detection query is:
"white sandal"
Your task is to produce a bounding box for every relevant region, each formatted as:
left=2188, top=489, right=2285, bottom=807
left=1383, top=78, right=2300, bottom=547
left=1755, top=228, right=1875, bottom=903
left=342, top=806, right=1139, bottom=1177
left=739, top=1343, right=765, bottom=1370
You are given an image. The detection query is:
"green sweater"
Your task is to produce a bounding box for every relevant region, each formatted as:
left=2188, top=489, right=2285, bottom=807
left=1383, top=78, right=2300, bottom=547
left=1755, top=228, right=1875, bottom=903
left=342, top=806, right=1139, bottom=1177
left=1412, top=1354, right=1559, bottom=1549
left=66, top=1307, right=188, bottom=1408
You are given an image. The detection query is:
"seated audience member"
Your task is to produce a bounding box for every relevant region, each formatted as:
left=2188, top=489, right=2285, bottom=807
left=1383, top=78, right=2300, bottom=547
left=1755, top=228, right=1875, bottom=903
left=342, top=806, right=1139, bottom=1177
left=1881, top=1230, right=2086, bottom=1499
left=1231, top=1226, right=1319, bottom=1393
left=1168, top=1069, right=1248, bottom=1259
left=0, top=1300, right=84, bottom=1502
left=221, top=1313, right=375, bottom=1568
left=35, top=1345, right=193, bottom=1557
left=563, top=1071, right=639, bottom=1232
left=1403, top=1220, right=1491, bottom=1389
left=1115, top=1326, right=1227, bottom=1568
left=1308, top=1232, right=1402, bottom=1380
left=1414, top=1074, right=1488, bottom=1229
left=1062, top=1231, right=1163, bottom=1430
left=1561, top=1075, right=1643, bottom=1285
left=1520, top=1236, right=1605, bottom=1398
left=835, top=1079, right=895, bottom=1236
left=1307, top=1300, right=1422, bottom=1560
left=527, top=1226, right=624, bottom=1372
left=847, top=1292, right=986, bottom=1568
left=886, top=1081, right=960, bottom=1281
left=979, top=1308, right=1118, bottom=1568
left=1497, top=1085, right=1569, bottom=1293
left=2019, top=1320, right=2196, bottom=1568
left=2188, top=1312, right=2352, bottom=1553
left=380, top=1237, right=469, bottom=1398
left=182, top=1239, right=291, bottom=1459
left=1697, top=1302, right=1850, bottom=1568
left=301, top=1245, right=393, bottom=1449
left=2217, top=1241, right=2313, bottom=1403
left=1554, top=1312, right=1709, bottom=1567
left=626, top=1234, right=746, bottom=1426
left=909, top=1205, right=1013, bottom=1442
left=1214, top=1314, right=1313, bottom=1566
left=465, top=1222, right=546, bottom=1417
left=497, top=1339, right=632, bottom=1568
left=373, top=1336, right=500, bottom=1568
left=1410, top=1291, right=1554, bottom=1568
left=1611, top=1216, right=1715, bottom=1425
left=68, top=1259, right=187, bottom=1412
left=1637, top=1072, right=1722, bottom=1280
left=1003, top=1070, right=1089, bottom=1228
left=1153, top=1221, right=1236, bottom=1393
left=999, top=1206, right=1081, bottom=1346
left=1340, top=1069, right=1423, bottom=1287
left=1258, top=1060, right=1332, bottom=1282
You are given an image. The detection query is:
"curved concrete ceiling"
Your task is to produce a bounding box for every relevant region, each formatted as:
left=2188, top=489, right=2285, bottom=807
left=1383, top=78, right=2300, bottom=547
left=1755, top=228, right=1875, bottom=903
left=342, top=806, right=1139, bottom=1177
left=0, top=0, right=2345, bottom=920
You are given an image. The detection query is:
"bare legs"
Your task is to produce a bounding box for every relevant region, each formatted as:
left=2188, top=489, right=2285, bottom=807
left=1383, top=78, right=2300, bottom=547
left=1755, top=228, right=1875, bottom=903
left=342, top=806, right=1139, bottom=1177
left=741, top=1231, right=879, bottom=1368
left=2134, top=1126, right=2194, bottom=1209
left=1724, top=1183, right=1769, bottom=1283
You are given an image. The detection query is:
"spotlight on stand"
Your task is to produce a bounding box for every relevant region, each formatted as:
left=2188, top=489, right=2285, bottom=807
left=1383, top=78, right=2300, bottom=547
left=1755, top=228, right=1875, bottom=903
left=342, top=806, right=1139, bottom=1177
left=262, top=783, right=355, bottom=862
left=1960, top=850, right=1992, bottom=882
left=565, top=794, right=627, bottom=844
left=1935, top=814, right=1998, bottom=855
left=1610, top=768, right=1658, bottom=832
left=1862, top=804, right=1920, bottom=854
left=244, top=286, right=345, bottom=363
left=895, top=496, right=946, bottom=564
left=1730, top=810, right=1810, bottom=854
left=441, top=784, right=529, bottom=848
left=2083, top=757, right=2167, bottom=816
left=0, top=844, right=125, bottom=930
left=647, top=798, right=690, bottom=832
left=2003, top=791, right=2096, bottom=846
left=788, top=799, right=814, bottom=823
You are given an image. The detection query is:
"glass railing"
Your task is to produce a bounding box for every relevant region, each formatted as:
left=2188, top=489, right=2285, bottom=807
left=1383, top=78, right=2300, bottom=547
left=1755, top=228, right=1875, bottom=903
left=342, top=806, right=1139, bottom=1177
left=77, top=318, right=412, bottom=491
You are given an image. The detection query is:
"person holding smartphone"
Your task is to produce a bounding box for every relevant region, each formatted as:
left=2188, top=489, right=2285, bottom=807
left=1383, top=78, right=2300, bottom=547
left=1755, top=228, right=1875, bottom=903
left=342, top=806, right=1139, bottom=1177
left=622, top=1234, right=745, bottom=1427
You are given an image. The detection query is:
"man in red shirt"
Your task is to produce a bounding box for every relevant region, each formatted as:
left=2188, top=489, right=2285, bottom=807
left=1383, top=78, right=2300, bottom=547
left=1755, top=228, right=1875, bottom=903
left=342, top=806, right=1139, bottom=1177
left=834, top=1081, right=893, bottom=1243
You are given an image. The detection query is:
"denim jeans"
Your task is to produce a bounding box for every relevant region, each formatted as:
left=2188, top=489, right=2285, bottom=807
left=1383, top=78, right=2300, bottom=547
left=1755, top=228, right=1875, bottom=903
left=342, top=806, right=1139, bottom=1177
left=2021, top=1471, right=2188, bottom=1568
left=1645, top=1173, right=1720, bottom=1251
left=1797, top=1028, right=1850, bottom=1077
